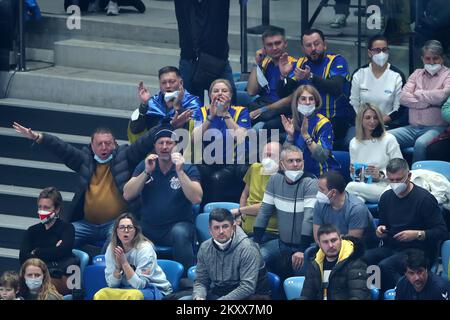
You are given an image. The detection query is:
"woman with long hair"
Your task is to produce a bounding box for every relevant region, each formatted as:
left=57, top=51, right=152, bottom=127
left=19, top=258, right=63, bottom=300
left=346, top=103, right=403, bottom=202
left=94, top=213, right=172, bottom=300
left=281, top=84, right=339, bottom=177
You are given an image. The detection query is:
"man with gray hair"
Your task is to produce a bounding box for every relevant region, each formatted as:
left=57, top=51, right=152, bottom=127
left=364, top=158, right=448, bottom=292
left=253, top=145, right=318, bottom=278
left=390, top=40, right=450, bottom=163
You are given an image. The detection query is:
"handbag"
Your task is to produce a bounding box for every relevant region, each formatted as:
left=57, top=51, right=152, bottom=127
left=191, top=52, right=227, bottom=89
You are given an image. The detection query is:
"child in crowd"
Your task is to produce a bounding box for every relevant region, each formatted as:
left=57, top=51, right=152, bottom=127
left=0, top=271, right=23, bottom=300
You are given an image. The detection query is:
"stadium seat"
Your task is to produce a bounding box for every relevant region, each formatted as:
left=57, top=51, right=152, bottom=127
left=441, top=240, right=450, bottom=279
left=412, top=160, right=450, bottom=181
left=370, top=286, right=380, bottom=300
left=157, top=259, right=184, bottom=292
left=296, top=244, right=318, bottom=276
left=384, top=288, right=396, bottom=300
left=92, top=254, right=106, bottom=265
left=83, top=264, right=108, bottom=300
left=366, top=202, right=378, bottom=216
left=187, top=265, right=196, bottom=282
left=72, top=249, right=89, bottom=276
left=203, top=202, right=240, bottom=213
left=195, top=212, right=211, bottom=243
left=283, top=276, right=305, bottom=300
left=267, top=272, right=281, bottom=300
left=333, top=151, right=351, bottom=182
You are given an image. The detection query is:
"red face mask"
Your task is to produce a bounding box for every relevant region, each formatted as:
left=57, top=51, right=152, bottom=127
left=38, top=210, right=56, bottom=224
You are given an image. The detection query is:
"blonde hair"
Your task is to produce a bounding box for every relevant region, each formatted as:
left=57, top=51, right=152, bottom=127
left=109, top=212, right=152, bottom=251
left=19, top=258, right=63, bottom=300
left=355, top=103, right=386, bottom=141
left=290, top=85, right=322, bottom=131
left=208, top=79, right=234, bottom=101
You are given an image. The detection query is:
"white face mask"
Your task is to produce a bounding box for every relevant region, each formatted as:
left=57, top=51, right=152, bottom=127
left=424, top=64, right=442, bottom=76
left=25, top=277, right=43, bottom=291
left=284, top=170, right=303, bottom=183
left=372, top=52, right=389, bottom=67
left=94, top=154, right=113, bottom=164
left=390, top=182, right=407, bottom=196
left=261, top=157, right=279, bottom=175
left=213, top=237, right=233, bottom=251
left=316, top=191, right=331, bottom=204
left=297, top=104, right=316, bottom=117
left=164, top=91, right=179, bottom=102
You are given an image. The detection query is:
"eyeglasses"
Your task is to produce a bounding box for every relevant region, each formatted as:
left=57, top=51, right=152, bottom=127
left=118, top=225, right=135, bottom=232
left=370, top=47, right=389, bottom=54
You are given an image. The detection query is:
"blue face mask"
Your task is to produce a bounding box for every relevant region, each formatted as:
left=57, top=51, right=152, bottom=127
left=25, top=277, right=43, bottom=291
left=94, top=154, right=113, bottom=164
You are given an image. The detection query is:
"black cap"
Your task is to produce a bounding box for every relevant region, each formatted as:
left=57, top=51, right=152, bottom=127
left=153, top=120, right=177, bottom=144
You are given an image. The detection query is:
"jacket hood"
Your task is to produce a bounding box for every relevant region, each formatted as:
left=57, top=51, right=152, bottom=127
left=315, top=236, right=365, bottom=272
left=212, top=226, right=249, bottom=252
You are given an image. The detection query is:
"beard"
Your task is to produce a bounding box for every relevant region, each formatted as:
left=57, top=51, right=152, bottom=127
left=307, top=51, right=325, bottom=63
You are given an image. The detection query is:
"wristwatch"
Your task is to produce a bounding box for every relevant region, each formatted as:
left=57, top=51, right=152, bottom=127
left=417, top=231, right=425, bottom=241
left=309, top=72, right=314, bottom=81
left=305, top=136, right=313, bottom=145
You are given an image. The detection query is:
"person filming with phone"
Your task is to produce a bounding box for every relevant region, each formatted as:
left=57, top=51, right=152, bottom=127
left=364, top=158, right=448, bottom=293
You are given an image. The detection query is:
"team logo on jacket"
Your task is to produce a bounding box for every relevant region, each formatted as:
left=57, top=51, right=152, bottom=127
left=170, top=177, right=181, bottom=190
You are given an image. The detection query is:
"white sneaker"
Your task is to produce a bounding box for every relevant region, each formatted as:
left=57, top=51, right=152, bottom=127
left=106, top=1, right=119, bottom=16
left=88, top=0, right=100, bottom=13
left=330, top=14, right=347, bottom=28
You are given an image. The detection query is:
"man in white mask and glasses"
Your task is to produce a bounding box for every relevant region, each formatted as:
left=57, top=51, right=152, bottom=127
left=253, top=145, right=318, bottom=278
left=390, top=40, right=450, bottom=163
left=364, top=158, right=448, bottom=293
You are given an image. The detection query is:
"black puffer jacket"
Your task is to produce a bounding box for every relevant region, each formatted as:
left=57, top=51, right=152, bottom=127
left=300, top=237, right=370, bottom=300
left=39, top=128, right=156, bottom=222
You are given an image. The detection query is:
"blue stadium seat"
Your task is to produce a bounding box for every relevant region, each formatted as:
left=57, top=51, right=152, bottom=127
left=296, top=244, right=318, bottom=276
left=366, top=202, right=379, bottom=216
left=370, top=286, right=380, bottom=300
left=283, top=276, right=305, bottom=300
left=412, top=160, right=450, bottom=181
left=157, top=259, right=184, bottom=292
left=203, top=202, right=240, bottom=213
left=441, top=240, right=450, bottom=279
left=92, top=254, right=105, bottom=265
left=235, top=81, right=247, bottom=92
left=187, top=265, right=196, bottom=282
left=83, top=264, right=108, bottom=300
left=195, top=212, right=210, bottom=243
left=384, top=288, right=396, bottom=300
left=267, top=272, right=281, bottom=300
left=72, top=249, right=89, bottom=276
left=333, top=151, right=351, bottom=182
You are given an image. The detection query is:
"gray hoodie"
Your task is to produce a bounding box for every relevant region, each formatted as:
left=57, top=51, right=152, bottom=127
left=193, top=227, right=269, bottom=300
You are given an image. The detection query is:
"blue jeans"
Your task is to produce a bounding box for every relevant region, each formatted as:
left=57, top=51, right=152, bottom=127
left=364, top=247, right=407, bottom=293
left=143, top=221, right=195, bottom=273
left=72, top=219, right=114, bottom=253
left=389, top=125, right=446, bottom=163
left=179, top=58, right=236, bottom=105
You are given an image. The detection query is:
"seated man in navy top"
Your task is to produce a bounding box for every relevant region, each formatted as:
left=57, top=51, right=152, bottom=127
left=123, top=124, right=203, bottom=271
left=395, top=249, right=450, bottom=300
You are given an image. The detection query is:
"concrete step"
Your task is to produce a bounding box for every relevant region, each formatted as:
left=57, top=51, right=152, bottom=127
left=5, top=65, right=159, bottom=109
left=0, top=215, right=38, bottom=251
left=54, top=39, right=250, bottom=76
left=0, top=185, right=73, bottom=219
left=0, top=98, right=130, bottom=140
left=0, top=157, right=77, bottom=192
left=0, top=248, right=20, bottom=274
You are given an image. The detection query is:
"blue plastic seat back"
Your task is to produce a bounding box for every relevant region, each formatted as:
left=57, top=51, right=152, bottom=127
left=72, top=249, right=89, bottom=275
left=384, top=288, right=396, bottom=300
left=441, top=240, right=450, bottom=279
left=412, top=160, right=450, bottom=181
left=203, top=202, right=240, bottom=213
left=267, top=272, right=281, bottom=300
left=83, top=264, right=108, bottom=300
left=195, top=213, right=211, bottom=243
left=157, top=259, right=184, bottom=292
left=283, top=276, right=305, bottom=300
left=332, top=151, right=351, bottom=182
left=154, top=245, right=173, bottom=256
left=370, top=286, right=380, bottom=300
left=92, top=254, right=106, bottom=265
left=187, top=265, right=196, bottom=282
